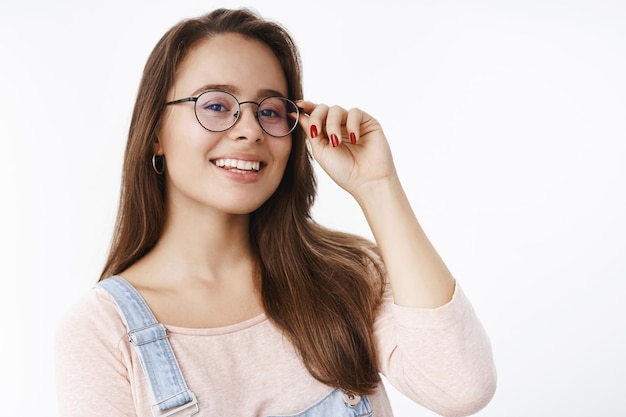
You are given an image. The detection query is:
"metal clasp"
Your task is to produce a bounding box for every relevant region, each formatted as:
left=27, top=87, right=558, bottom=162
left=152, top=392, right=199, bottom=417
left=343, top=391, right=361, bottom=408
left=128, top=323, right=168, bottom=346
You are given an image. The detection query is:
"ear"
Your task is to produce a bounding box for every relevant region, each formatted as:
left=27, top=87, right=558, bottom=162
left=153, top=136, right=164, bottom=156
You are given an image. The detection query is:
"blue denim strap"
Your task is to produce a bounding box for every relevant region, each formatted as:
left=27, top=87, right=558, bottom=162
left=265, top=388, right=372, bottom=417
left=98, top=276, right=198, bottom=415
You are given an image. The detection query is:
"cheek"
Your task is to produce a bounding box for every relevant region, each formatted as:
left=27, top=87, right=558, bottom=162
left=159, top=116, right=219, bottom=158
left=273, top=142, right=293, bottom=179
left=160, top=106, right=208, bottom=139
left=277, top=138, right=293, bottom=165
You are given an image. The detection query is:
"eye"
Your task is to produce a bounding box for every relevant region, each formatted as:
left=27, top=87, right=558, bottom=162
left=196, top=92, right=237, bottom=115
left=258, top=98, right=288, bottom=121
left=200, top=100, right=231, bottom=113
left=205, top=103, right=228, bottom=112
left=258, top=108, right=283, bottom=119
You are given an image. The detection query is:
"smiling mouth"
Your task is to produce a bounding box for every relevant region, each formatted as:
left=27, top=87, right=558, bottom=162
left=212, top=158, right=262, bottom=173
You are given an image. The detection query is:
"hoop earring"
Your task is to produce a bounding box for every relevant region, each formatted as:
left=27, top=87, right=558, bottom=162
left=152, top=154, right=165, bottom=175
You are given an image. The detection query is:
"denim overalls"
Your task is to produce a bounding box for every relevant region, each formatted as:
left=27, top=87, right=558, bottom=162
left=98, top=276, right=373, bottom=416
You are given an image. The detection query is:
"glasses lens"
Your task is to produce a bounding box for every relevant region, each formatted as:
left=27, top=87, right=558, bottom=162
left=195, top=91, right=239, bottom=132
left=257, top=97, right=299, bottom=137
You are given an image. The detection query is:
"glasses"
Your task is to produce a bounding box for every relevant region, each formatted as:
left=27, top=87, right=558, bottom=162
left=165, top=90, right=300, bottom=137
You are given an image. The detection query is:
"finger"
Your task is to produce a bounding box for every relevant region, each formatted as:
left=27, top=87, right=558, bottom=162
left=307, top=103, right=330, bottom=141
left=323, top=105, right=348, bottom=147
left=346, top=107, right=364, bottom=144
left=296, top=99, right=316, bottom=116
left=295, top=101, right=311, bottom=138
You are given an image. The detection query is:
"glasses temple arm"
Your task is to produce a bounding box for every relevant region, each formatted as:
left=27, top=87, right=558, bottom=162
left=165, top=97, right=198, bottom=106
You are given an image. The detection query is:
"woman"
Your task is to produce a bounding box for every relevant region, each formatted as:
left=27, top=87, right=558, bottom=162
left=55, top=8, right=496, bottom=417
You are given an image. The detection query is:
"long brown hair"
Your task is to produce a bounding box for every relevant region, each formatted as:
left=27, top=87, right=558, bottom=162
left=101, top=8, right=385, bottom=395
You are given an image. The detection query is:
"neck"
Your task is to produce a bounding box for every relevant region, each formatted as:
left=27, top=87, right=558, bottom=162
left=146, top=204, right=255, bottom=284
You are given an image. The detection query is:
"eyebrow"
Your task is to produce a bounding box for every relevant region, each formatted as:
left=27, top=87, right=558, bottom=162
left=191, top=84, right=288, bottom=99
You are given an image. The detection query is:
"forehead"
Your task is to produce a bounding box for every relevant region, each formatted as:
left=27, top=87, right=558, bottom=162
left=173, top=33, right=288, bottom=97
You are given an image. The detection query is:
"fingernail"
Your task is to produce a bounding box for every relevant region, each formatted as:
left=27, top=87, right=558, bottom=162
left=310, top=124, right=318, bottom=138
left=330, top=134, right=339, bottom=147
left=349, top=132, right=356, bottom=144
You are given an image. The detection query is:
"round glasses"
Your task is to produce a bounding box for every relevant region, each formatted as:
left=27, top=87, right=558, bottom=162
left=165, top=90, right=300, bottom=137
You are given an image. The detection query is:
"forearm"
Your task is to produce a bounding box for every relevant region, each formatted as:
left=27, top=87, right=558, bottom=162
left=355, top=175, right=455, bottom=308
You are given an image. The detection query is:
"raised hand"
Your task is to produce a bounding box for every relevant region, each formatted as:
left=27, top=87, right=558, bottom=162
left=296, top=100, right=398, bottom=200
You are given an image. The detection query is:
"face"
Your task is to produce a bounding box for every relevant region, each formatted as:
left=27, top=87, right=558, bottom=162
left=157, top=34, right=292, bottom=216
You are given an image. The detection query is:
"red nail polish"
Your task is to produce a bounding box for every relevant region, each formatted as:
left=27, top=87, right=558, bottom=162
left=330, top=134, right=339, bottom=147
left=349, top=132, right=356, bottom=144
left=310, top=125, right=318, bottom=138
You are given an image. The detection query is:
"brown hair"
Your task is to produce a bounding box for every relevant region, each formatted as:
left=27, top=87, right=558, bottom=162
left=101, top=8, right=385, bottom=394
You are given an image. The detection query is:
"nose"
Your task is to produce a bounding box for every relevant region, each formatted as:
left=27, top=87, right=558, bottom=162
left=231, top=102, right=264, bottom=141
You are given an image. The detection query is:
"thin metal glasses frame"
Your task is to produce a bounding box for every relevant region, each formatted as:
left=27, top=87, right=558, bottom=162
left=164, top=90, right=300, bottom=138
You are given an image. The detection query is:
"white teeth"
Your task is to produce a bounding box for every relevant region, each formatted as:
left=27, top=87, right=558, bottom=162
left=214, top=158, right=261, bottom=171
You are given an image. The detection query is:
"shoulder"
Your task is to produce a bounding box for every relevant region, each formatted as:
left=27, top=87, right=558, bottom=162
left=55, top=283, right=129, bottom=350
left=55, top=283, right=141, bottom=416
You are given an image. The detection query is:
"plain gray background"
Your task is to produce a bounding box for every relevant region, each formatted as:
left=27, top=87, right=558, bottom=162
left=1, top=0, right=624, bottom=416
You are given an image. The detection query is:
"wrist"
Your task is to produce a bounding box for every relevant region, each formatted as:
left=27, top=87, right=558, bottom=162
left=352, top=175, right=404, bottom=211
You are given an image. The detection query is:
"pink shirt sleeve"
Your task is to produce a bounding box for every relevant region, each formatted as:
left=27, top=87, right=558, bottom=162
left=54, top=289, right=143, bottom=417
left=374, top=282, right=497, bottom=417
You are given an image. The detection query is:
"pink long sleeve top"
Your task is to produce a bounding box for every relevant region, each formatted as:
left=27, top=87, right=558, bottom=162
left=55, top=281, right=496, bottom=417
